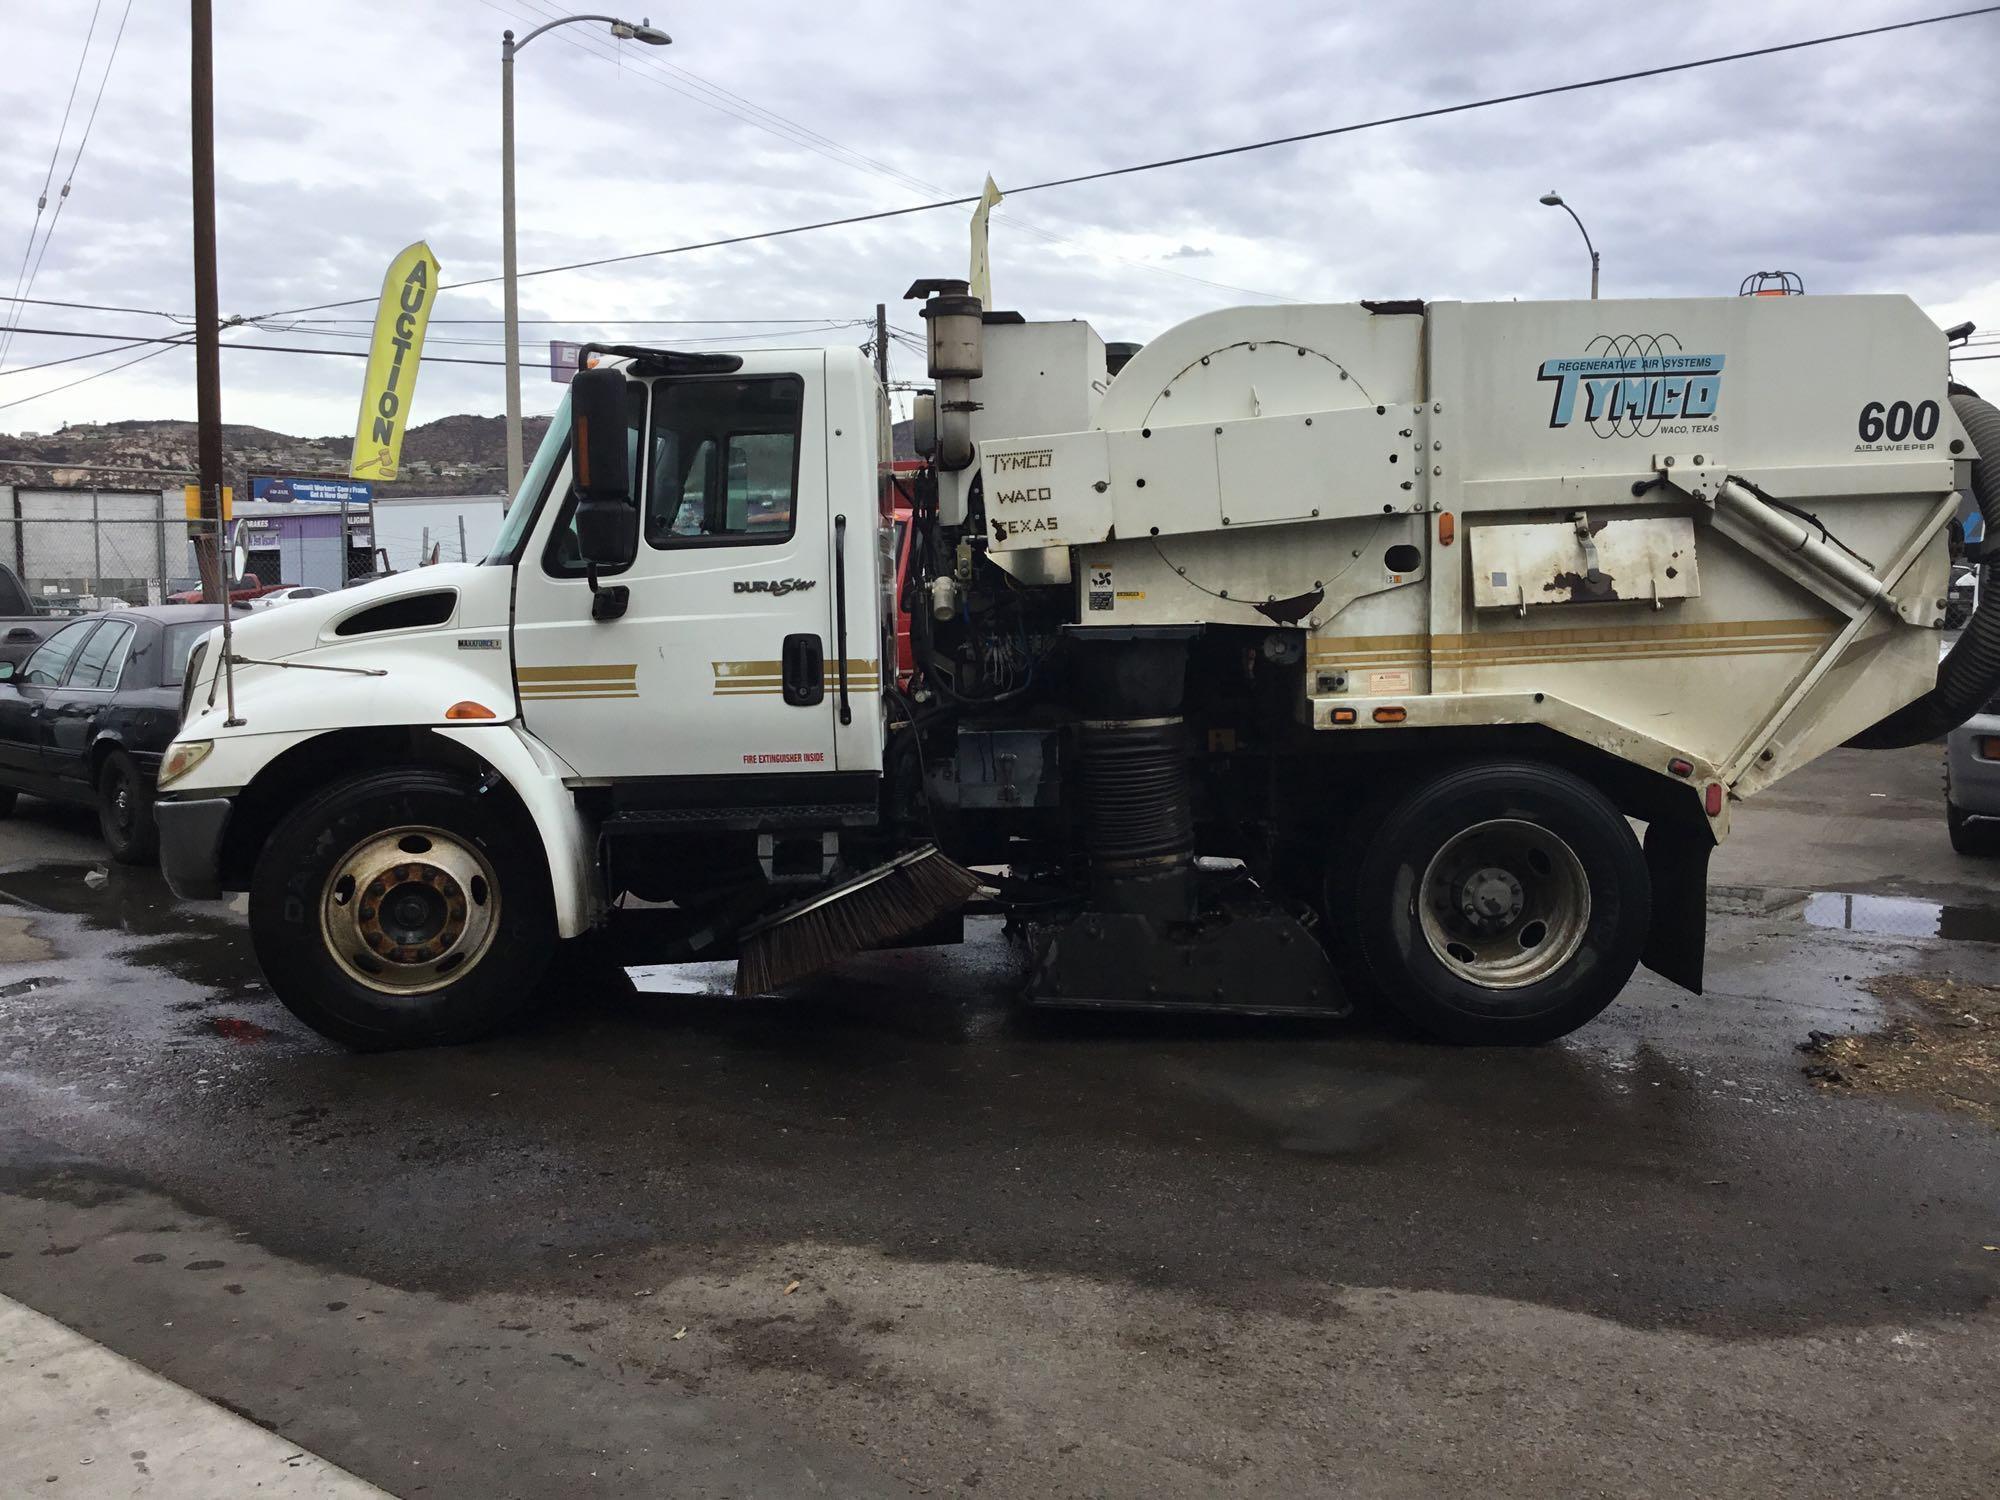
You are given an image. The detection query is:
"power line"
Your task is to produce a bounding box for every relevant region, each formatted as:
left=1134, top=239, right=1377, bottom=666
left=0, top=0, right=106, bottom=369
left=1, top=320, right=889, bottom=367
left=1, top=323, right=512, bottom=367
left=14, top=0, right=138, bottom=334
left=253, top=4, right=2000, bottom=322
left=0, top=336, right=190, bottom=414
left=0, top=293, right=183, bottom=320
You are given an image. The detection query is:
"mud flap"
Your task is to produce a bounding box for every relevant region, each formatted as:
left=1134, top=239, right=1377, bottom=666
left=1641, top=815, right=1712, bottom=994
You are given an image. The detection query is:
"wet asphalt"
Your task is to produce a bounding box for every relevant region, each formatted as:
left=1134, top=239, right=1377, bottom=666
left=0, top=745, right=1996, bottom=1498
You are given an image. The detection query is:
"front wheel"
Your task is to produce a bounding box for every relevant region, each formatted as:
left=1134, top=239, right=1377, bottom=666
left=98, top=750, right=158, bottom=865
left=249, top=769, right=555, bottom=1049
left=1350, top=762, right=1650, bottom=1045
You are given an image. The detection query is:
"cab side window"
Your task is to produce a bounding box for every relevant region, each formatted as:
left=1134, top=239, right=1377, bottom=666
left=645, top=376, right=802, bottom=547
left=20, top=620, right=97, bottom=687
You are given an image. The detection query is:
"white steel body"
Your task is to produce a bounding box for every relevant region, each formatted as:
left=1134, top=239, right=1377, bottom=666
left=979, top=295, right=1968, bottom=806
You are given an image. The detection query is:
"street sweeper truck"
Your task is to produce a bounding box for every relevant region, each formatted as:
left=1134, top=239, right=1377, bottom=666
left=155, top=280, right=2000, bottom=1049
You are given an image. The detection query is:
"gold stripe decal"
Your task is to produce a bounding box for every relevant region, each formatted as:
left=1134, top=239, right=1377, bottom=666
left=711, top=660, right=881, bottom=696
left=1308, top=618, right=1834, bottom=669
left=518, top=663, right=638, bottom=701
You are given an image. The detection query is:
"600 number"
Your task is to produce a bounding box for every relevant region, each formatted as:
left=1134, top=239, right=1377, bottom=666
left=1858, top=399, right=1940, bottom=444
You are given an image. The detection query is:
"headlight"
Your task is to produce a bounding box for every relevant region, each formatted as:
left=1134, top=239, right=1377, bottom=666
left=158, top=740, right=214, bottom=789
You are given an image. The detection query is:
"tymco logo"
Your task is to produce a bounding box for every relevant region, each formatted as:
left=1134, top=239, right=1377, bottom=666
left=1537, top=334, right=1724, bottom=438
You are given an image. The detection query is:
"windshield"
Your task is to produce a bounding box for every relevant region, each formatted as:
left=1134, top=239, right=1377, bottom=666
left=163, top=622, right=219, bottom=685
left=484, top=390, right=571, bottom=564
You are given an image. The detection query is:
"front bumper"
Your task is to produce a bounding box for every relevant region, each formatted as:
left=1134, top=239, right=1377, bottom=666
left=156, top=796, right=232, bottom=900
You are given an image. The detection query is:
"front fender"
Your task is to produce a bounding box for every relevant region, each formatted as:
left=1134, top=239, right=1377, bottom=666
left=429, top=724, right=597, bottom=938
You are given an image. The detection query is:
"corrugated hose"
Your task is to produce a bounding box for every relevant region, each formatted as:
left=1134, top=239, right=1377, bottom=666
left=1847, top=386, right=2000, bottom=748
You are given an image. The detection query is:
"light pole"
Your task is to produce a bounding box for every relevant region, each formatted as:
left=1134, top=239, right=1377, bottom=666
left=1538, top=191, right=1600, bottom=300
left=502, top=15, right=670, bottom=498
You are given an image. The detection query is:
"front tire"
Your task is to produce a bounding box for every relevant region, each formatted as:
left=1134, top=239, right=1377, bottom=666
left=249, top=769, right=555, bottom=1050
left=98, top=750, right=158, bottom=865
left=1351, top=762, right=1650, bottom=1045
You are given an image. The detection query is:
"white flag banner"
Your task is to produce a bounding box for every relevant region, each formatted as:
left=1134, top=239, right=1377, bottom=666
left=969, top=174, right=1003, bottom=306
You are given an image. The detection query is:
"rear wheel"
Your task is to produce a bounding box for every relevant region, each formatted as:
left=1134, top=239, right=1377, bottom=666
left=249, top=769, right=555, bottom=1049
left=1947, top=799, right=2000, bottom=854
left=1350, top=762, right=1650, bottom=1045
left=97, top=750, right=158, bottom=865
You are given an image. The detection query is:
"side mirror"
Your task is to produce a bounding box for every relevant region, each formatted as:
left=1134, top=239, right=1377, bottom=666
left=0, top=661, right=14, bottom=682
left=571, top=367, right=638, bottom=569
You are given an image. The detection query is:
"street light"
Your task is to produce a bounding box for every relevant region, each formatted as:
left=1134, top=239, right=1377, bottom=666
left=1538, top=191, right=1600, bottom=301
left=502, top=15, right=671, bottom=497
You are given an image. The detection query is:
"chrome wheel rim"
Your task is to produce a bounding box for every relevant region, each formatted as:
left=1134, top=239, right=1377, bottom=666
left=320, top=825, right=499, bottom=995
left=1416, top=818, right=1590, bottom=990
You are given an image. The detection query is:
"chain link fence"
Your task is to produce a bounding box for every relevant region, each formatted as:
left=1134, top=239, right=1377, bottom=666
left=0, top=487, right=509, bottom=608
left=0, top=487, right=193, bottom=609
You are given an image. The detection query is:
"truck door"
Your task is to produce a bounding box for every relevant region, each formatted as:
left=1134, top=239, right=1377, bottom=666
left=512, top=354, right=851, bottom=783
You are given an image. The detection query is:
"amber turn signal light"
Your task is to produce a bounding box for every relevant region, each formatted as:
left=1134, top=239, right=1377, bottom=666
left=1373, top=706, right=1407, bottom=724
left=445, top=701, right=497, bottom=720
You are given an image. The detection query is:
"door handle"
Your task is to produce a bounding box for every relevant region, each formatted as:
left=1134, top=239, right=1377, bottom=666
left=781, top=633, right=824, bottom=707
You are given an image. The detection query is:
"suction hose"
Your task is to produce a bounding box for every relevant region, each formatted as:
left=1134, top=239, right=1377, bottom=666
left=1848, top=386, right=2000, bottom=748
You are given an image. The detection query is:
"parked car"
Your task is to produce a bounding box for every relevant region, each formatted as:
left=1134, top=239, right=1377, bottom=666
left=0, top=605, right=225, bottom=863
left=245, top=585, right=328, bottom=611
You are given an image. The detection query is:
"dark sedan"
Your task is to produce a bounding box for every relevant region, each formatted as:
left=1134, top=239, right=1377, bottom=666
left=0, top=606, right=226, bottom=863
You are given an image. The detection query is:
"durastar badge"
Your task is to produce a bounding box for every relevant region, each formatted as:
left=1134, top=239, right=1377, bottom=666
left=733, top=578, right=818, bottom=597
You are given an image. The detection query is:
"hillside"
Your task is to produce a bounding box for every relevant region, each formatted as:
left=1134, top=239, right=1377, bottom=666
left=3, top=411, right=919, bottom=494
left=0, top=412, right=553, bottom=497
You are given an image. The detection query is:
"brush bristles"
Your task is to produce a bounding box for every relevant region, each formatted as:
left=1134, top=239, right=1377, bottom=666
left=736, top=850, right=984, bottom=995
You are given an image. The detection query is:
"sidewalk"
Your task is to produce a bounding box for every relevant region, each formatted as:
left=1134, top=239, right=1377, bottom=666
left=0, top=1294, right=391, bottom=1498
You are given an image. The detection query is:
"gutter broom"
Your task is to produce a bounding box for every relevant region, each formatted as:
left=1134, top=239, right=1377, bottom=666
left=735, top=846, right=984, bottom=995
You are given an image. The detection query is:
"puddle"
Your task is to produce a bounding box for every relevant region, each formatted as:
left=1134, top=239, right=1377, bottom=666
left=1801, top=891, right=2000, bottom=944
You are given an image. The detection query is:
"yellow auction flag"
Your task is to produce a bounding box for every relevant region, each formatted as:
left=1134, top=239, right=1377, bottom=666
left=349, top=240, right=441, bottom=481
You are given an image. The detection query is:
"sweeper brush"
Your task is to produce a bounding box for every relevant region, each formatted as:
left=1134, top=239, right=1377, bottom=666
left=735, top=846, right=985, bottom=995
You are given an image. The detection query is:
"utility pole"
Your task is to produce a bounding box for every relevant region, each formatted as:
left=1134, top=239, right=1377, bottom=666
left=874, top=303, right=888, bottom=387
left=190, top=0, right=224, bottom=605
left=458, top=512, right=468, bottom=563
left=501, top=29, right=522, bottom=501
left=191, top=0, right=238, bottom=723
left=874, top=302, right=890, bottom=464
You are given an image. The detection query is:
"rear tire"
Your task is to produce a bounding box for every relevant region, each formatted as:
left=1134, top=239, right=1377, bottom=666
left=1947, top=799, right=2000, bottom=855
left=249, top=769, right=555, bottom=1050
left=1351, top=761, right=1650, bottom=1045
left=98, top=750, right=158, bottom=865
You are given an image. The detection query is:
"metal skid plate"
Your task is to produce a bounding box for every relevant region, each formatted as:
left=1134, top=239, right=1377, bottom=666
left=1025, top=907, right=1349, bottom=1017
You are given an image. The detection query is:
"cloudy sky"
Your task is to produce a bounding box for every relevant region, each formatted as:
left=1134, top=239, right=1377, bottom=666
left=1, top=0, right=1996, bottom=441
